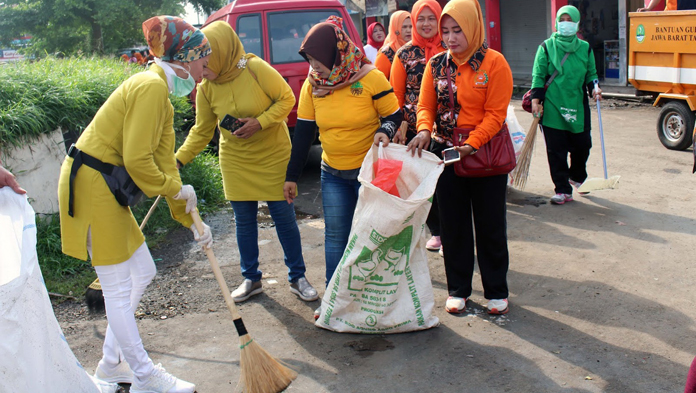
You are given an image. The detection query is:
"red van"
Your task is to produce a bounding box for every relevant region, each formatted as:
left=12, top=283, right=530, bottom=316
left=203, top=0, right=364, bottom=130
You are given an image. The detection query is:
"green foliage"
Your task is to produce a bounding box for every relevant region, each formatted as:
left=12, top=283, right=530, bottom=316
left=0, top=0, right=225, bottom=55
left=0, top=56, right=193, bottom=150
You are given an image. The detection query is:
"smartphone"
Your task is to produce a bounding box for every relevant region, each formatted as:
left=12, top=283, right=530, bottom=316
left=220, top=114, right=245, bottom=132
left=442, top=147, right=461, bottom=164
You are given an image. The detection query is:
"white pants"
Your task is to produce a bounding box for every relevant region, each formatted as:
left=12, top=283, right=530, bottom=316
left=88, top=231, right=156, bottom=379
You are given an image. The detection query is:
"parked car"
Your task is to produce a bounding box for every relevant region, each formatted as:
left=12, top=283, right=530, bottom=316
left=203, top=0, right=364, bottom=131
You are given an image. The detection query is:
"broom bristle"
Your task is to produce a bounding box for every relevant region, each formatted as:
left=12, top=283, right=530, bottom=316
left=238, top=334, right=297, bottom=393
left=511, top=119, right=540, bottom=190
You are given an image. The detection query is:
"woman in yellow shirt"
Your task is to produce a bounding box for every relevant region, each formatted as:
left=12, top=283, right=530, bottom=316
left=175, top=21, right=318, bottom=304
left=283, top=16, right=402, bottom=320
left=58, top=16, right=211, bottom=393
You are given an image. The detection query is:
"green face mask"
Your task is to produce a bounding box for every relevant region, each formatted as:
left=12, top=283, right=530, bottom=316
left=157, top=59, right=196, bottom=97
left=167, top=63, right=196, bottom=97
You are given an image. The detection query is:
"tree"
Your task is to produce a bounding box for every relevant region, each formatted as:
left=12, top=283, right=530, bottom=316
left=0, top=0, right=224, bottom=56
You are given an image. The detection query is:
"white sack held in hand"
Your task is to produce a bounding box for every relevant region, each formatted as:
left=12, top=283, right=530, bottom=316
left=316, top=144, right=443, bottom=334
left=0, top=188, right=119, bottom=393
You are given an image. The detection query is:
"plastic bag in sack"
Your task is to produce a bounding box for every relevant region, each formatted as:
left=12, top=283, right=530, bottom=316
left=316, top=144, right=443, bottom=333
left=0, top=188, right=118, bottom=393
left=371, top=143, right=403, bottom=197
left=506, top=104, right=526, bottom=159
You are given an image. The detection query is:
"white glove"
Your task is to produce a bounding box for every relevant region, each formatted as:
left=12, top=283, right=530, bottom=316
left=173, top=184, right=197, bottom=213
left=190, top=222, right=213, bottom=249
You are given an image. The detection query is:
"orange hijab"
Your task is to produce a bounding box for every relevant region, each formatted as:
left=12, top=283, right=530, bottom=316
left=411, top=0, right=443, bottom=61
left=441, top=0, right=485, bottom=65
left=383, top=11, right=410, bottom=52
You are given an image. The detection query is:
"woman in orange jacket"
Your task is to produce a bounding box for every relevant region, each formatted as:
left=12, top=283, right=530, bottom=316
left=412, top=0, right=513, bottom=315
left=374, top=10, right=412, bottom=80
left=390, top=0, right=446, bottom=252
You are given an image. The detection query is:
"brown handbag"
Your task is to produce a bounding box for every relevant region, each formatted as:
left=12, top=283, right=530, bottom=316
left=445, top=62, right=516, bottom=178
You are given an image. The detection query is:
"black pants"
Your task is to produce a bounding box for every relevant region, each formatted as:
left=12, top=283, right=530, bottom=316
left=542, top=125, right=592, bottom=195
left=436, top=166, right=509, bottom=300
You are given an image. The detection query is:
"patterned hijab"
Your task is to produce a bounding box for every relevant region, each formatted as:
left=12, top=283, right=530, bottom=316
left=142, top=16, right=211, bottom=62
left=441, top=0, right=486, bottom=65
left=202, top=21, right=256, bottom=84
left=383, top=11, right=411, bottom=53
left=299, top=16, right=374, bottom=96
left=411, top=0, right=444, bottom=61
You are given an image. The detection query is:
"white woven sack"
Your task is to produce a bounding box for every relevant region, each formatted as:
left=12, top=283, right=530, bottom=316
left=0, top=188, right=117, bottom=393
left=316, top=144, right=443, bottom=333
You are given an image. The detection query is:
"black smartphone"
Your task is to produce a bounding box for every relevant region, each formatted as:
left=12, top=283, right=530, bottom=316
left=220, top=114, right=245, bottom=132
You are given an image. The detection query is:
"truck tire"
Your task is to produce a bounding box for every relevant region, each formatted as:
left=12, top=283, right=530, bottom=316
left=657, top=101, right=694, bottom=150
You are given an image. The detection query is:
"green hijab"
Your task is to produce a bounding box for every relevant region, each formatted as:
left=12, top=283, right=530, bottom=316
left=547, top=5, right=582, bottom=74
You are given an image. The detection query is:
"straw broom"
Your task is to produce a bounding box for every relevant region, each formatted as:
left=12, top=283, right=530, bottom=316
left=511, top=117, right=541, bottom=190
left=191, top=210, right=297, bottom=393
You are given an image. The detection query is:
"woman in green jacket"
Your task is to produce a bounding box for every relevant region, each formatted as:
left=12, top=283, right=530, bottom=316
left=530, top=5, right=602, bottom=205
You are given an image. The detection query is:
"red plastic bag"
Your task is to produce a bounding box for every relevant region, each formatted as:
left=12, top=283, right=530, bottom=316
left=372, top=144, right=403, bottom=197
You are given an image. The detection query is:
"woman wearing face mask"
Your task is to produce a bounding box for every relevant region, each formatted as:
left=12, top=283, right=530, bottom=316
left=58, top=16, right=212, bottom=393
left=363, top=22, right=386, bottom=63
left=175, top=21, right=319, bottom=304
left=374, top=10, right=412, bottom=80
left=530, top=5, right=601, bottom=205
left=390, top=0, right=445, bottom=254
left=283, top=16, right=402, bottom=320
left=414, top=0, right=513, bottom=315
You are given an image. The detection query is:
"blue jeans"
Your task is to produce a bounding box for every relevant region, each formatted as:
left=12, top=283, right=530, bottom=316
left=321, top=170, right=361, bottom=286
left=230, top=200, right=306, bottom=283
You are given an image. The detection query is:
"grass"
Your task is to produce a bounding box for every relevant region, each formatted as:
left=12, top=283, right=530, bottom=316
left=0, top=56, right=194, bottom=150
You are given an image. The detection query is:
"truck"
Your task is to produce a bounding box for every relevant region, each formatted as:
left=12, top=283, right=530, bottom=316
left=628, top=10, right=696, bottom=150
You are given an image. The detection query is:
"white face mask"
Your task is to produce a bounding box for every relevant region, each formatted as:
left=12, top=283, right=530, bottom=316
left=557, top=21, right=579, bottom=37
left=154, top=58, right=196, bottom=97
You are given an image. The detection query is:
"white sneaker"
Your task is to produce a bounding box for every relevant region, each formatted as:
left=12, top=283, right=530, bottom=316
left=94, top=360, right=134, bottom=384
left=445, top=296, right=467, bottom=314
left=439, top=246, right=444, bottom=257
left=231, top=279, right=263, bottom=302
left=569, top=179, right=589, bottom=195
left=130, top=364, right=195, bottom=393
left=487, top=298, right=509, bottom=315
left=550, top=193, right=573, bottom=205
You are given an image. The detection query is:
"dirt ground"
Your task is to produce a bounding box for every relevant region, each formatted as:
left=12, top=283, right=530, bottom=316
left=55, top=99, right=696, bottom=393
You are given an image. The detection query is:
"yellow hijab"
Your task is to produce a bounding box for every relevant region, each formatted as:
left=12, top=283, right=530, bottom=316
left=201, top=21, right=254, bottom=84
left=440, top=0, right=485, bottom=65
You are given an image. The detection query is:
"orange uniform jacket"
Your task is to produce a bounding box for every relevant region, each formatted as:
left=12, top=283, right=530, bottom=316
left=417, top=48, right=513, bottom=149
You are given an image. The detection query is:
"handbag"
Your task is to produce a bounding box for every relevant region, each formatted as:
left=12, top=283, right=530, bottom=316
left=522, top=43, right=569, bottom=113
left=444, top=62, right=516, bottom=178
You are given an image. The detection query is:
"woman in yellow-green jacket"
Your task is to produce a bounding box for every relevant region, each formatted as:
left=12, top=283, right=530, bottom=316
left=58, top=16, right=212, bottom=393
left=176, top=21, right=318, bottom=304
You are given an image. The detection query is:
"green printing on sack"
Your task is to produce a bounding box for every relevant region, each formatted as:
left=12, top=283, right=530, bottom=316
left=348, top=226, right=413, bottom=291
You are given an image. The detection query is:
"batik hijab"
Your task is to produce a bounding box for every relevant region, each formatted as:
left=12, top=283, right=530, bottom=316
left=441, top=0, right=486, bottom=65
left=383, top=11, right=411, bottom=52
left=367, top=22, right=385, bottom=48
left=202, top=21, right=256, bottom=84
left=142, top=16, right=211, bottom=62
left=411, top=0, right=444, bottom=61
left=299, top=16, right=374, bottom=96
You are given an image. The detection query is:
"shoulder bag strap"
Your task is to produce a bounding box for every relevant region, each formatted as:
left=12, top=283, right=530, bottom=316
left=445, top=55, right=456, bottom=121
left=545, top=51, right=570, bottom=89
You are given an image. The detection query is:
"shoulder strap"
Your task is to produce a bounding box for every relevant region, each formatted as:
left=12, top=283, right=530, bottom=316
left=544, top=46, right=570, bottom=89
left=445, top=55, right=456, bottom=121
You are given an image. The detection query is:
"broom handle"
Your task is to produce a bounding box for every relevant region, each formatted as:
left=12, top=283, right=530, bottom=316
left=191, top=210, right=242, bottom=321
left=594, top=82, right=609, bottom=180
left=139, top=195, right=163, bottom=230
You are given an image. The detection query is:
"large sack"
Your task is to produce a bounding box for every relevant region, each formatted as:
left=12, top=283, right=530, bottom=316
left=0, top=188, right=117, bottom=393
left=316, top=144, right=443, bottom=333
